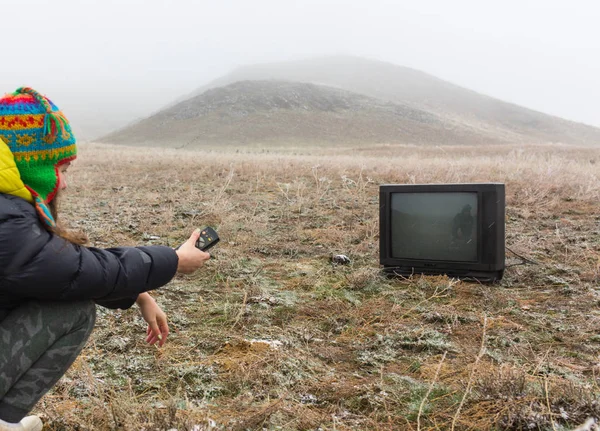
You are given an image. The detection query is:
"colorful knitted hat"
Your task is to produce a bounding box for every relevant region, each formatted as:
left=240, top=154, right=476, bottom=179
left=0, top=87, right=76, bottom=225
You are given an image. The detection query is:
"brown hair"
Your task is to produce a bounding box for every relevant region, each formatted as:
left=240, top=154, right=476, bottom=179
left=47, top=192, right=88, bottom=246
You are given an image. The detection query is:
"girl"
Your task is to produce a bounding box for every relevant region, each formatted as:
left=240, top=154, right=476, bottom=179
left=0, top=87, right=210, bottom=431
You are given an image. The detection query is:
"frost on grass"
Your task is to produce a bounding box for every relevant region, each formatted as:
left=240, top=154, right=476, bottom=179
left=39, top=143, right=600, bottom=431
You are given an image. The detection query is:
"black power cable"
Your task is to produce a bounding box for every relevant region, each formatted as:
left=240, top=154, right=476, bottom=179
left=505, top=246, right=540, bottom=268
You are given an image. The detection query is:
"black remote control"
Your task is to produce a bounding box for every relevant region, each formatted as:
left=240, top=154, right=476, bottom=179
left=175, top=227, right=220, bottom=252
left=196, top=227, right=219, bottom=251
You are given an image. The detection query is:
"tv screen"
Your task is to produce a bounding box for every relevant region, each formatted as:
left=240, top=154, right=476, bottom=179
left=380, top=183, right=505, bottom=282
left=391, top=192, right=478, bottom=262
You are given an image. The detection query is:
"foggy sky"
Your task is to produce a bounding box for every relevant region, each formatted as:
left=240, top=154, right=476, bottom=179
left=2, top=0, right=599, bottom=139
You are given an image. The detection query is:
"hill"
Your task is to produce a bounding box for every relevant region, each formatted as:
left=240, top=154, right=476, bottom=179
left=186, top=56, right=600, bottom=146
left=101, top=56, right=600, bottom=147
left=101, top=80, right=511, bottom=147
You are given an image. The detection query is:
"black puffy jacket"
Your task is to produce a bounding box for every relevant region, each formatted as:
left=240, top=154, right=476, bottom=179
left=0, top=193, right=178, bottom=318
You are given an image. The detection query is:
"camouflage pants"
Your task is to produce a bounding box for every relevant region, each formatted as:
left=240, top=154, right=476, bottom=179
left=0, top=301, right=96, bottom=422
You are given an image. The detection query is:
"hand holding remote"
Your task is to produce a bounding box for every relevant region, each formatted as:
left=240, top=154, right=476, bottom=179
left=176, top=229, right=210, bottom=274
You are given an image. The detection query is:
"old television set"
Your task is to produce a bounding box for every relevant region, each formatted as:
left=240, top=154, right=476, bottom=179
left=380, top=183, right=505, bottom=282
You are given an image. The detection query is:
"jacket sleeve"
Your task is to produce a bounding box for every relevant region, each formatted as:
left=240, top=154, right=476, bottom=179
left=0, top=213, right=178, bottom=309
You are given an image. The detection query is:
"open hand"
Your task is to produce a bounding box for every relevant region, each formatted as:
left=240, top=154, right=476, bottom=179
left=136, top=292, right=169, bottom=347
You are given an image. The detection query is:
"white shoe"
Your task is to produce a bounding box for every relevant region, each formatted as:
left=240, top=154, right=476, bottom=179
left=0, top=415, right=43, bottom=431
left=19, top=417, right=42, bottom=431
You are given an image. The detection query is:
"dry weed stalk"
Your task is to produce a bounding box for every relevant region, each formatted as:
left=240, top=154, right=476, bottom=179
left=398, top=279, right=458, bottom=319
left=417, top=351, right=448, bottom=431
left=545, top=377, right=558, bottom=431
left=451, top=314, right=488, bottom=431
left=230, top=289, right=248, bottom=329
left=230, top=398, right=285, bottom=431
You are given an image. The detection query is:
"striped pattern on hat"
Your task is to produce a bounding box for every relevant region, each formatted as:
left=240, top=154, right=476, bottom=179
left=0, top=87, right=76, bottom=205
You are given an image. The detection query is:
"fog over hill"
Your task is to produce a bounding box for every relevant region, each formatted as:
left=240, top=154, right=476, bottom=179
left=102, top=80, right=516, bottom=147
left=101, top=56, right=600, bottom=147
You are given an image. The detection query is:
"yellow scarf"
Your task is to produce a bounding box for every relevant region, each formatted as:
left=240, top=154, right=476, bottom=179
left=0, top=137, right=34, bottom=203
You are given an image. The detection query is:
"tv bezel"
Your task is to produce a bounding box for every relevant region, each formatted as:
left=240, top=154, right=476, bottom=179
left=379, top=183, right=505, bottom=282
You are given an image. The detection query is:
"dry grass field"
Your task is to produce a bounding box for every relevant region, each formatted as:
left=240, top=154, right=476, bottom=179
left=36, top=142, right=600, bottom=431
